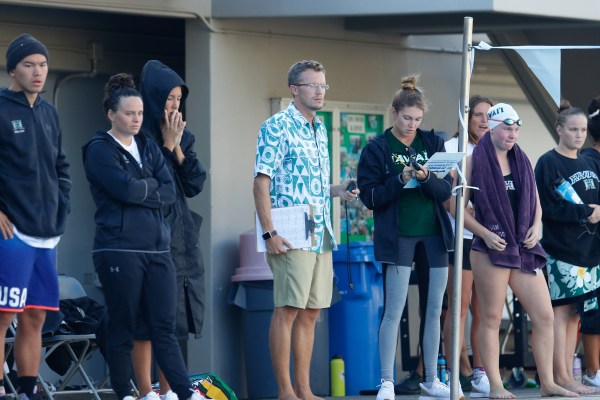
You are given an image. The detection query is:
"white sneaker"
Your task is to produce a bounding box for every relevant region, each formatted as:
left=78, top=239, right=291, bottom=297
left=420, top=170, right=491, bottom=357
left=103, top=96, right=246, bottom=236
left=122, top=397, right=136, bottom=400
left=583, top=370, right=600, bottom=388
left=139, top=391, right=161, bottom=400
left=420, top=376, right=450, bottom=399
left=376, top=380, right=395, bottom=400
left=160, top=390, right=179, bottom=400
left=470, top=373, right=490, bottom=398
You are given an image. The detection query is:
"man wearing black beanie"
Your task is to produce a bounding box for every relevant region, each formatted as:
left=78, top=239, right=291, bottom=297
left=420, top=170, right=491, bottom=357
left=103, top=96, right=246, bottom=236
left=0, top=34, right=71, bottom=400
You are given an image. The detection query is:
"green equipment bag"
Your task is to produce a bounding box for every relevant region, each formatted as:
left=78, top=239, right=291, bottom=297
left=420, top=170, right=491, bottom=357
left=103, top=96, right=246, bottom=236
left=189, top=373, right=238, bottom=400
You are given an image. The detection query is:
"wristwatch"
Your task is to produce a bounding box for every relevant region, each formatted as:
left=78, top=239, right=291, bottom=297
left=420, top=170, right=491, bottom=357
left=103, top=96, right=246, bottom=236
left=262, top=230, right=278, bottom=240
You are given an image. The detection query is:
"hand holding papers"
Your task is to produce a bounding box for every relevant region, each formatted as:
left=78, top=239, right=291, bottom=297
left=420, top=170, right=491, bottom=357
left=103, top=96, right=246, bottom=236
left=404, top=152, right=465, bottom=188
left=255, top=205, right=315, bottom=252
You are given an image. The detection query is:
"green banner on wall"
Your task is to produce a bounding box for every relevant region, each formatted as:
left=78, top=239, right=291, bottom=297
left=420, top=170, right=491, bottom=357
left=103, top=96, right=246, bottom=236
left=339, top=112, right=383, bottom=243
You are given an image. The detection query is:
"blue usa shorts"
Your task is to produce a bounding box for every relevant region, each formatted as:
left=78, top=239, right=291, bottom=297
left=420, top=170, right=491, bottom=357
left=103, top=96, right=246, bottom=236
left=0, top=235, right=59, bottom=312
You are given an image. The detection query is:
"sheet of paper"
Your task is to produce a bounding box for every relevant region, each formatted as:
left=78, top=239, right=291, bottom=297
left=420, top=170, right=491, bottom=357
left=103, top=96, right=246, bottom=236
left=255, top=205, right=313, bottom=252
left=404, top=152, right=465, bottom=189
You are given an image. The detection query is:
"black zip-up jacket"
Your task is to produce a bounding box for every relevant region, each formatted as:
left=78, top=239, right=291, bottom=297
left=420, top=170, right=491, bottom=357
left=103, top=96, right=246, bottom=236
left=357, top=128, right=454, bottom=264
left=139, top=60, right=207, bottom=338
left=581, top=147, right=600, bottom=172
left=0, top=88, right=71, bottom=237
left=82, top=131, right=175, bottom=252
left=535, top=149, right=600, bottom=266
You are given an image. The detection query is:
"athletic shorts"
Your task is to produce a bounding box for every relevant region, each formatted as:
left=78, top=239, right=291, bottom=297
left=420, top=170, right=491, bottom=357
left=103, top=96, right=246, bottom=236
left=0, top=235, right=59, bottom=312
left=447, top=238, right=473, bottom=270
left=580, top=309, right=600, bottom=335
left=266, top=232, right=333, bottom=309
left=396, top=235, right=448, bottom=268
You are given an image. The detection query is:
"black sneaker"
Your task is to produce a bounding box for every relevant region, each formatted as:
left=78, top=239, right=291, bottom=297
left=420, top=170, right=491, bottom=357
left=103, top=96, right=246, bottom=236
left=395, top=370, right=423, bottom=394
left=459, top=373, right=473, bottom=392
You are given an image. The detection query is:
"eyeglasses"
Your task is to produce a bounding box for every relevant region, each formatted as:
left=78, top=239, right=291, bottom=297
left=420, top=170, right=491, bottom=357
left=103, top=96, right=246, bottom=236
left=291, top=83, right=330, bottom=91
left=489, top=117, right=522, bottom=126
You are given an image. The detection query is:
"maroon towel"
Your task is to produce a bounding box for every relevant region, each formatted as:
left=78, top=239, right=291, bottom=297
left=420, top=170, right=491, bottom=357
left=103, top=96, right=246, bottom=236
left=471, top=132, right=546, bottom=273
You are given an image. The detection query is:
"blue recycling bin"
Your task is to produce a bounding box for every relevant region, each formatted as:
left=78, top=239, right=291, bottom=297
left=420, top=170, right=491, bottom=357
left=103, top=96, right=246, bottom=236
left=330, top=242, right=383, bottom=395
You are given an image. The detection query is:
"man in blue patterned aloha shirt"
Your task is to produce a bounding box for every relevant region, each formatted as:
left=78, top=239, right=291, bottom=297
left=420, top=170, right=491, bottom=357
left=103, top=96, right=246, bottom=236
left=254, top=60, right=358, bottom=400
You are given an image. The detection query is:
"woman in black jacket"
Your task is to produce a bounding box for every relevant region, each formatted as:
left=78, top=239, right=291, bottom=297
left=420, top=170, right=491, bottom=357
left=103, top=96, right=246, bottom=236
left=535, top=102, right=600, bottom=394
left=358, top=75, right=453, bottom=400
left=82, top=74, right=201, bottom=400
left=131, top=60, right=208, bottom=400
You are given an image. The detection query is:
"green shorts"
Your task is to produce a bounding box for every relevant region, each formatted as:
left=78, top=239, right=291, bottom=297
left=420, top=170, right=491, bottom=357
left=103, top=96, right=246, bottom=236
left=266, top=236, right=333, bottom=309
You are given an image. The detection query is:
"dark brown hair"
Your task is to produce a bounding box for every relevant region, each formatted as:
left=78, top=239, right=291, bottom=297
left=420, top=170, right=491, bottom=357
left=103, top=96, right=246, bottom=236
left=103, top=73, right=140, bottom=115
left=467, top=95, right=494, bottom=144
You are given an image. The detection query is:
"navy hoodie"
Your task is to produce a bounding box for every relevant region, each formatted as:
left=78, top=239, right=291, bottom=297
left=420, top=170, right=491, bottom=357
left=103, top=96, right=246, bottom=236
left=139, top=60, right=207, bottom=338
left=0, top=88, right=71, bottom=237
left=82, top=131, right=176, bottom=252
left=139, top=60, right=206, bottom=198
left=357, top=128, right=453, bottom=264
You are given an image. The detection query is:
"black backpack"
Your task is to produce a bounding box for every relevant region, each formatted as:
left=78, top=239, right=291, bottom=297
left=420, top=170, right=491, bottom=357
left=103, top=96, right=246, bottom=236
left=45, top=296, right=106, bottom=376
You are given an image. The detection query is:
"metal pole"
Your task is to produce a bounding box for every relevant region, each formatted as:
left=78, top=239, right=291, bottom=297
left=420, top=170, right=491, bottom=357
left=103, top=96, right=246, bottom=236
left=450, top=16, right=472, bottom=400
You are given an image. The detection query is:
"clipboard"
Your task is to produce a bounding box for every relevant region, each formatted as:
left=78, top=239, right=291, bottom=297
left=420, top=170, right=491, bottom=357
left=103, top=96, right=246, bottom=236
left=404, top=151, right=466, bottom=189
left=255, top=205, right=315, bottom=252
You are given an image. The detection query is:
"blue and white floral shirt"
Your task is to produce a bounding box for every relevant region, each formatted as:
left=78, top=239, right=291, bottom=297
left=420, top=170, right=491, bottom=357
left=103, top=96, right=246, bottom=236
left=254, top=102, right=336, bottom=253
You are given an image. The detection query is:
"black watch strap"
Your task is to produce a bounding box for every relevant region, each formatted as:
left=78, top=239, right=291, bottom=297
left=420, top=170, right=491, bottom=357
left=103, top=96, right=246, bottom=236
left=262, top=230, right=278, bottom=240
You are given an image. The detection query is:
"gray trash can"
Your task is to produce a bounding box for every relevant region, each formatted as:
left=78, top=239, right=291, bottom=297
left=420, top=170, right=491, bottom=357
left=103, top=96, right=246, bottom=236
left=231, top=230, right=329, bottom=398
left=230, top=280, right=329, bottom=399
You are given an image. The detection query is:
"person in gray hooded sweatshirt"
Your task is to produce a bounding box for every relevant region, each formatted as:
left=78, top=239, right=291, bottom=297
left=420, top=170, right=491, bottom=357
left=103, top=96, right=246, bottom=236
left=132, top=60, right=207, bottom=400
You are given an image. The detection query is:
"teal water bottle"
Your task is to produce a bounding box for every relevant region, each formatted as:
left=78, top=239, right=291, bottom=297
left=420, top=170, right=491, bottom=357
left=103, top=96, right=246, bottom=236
left=437, top=354, right=447, bottom=384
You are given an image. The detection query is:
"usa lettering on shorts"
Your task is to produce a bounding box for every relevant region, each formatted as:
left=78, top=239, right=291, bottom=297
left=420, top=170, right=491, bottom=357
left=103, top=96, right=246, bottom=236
left=0, top=286, right=27, bottom=308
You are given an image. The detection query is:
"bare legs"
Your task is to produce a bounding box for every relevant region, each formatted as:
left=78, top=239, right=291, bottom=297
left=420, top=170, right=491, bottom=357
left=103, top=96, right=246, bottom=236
left=470, top=288, right=483, bottom=369
left=270, top=306, right=321, bottom=400
left=551, top=305, right=594, bottom=393
left=471, top=252, right=512, bottom=399
left=14, top=309, right=46, bottom=377
left=443, top=265, right=480, bottom=376
left=0, top=312, right=14, bottom=381
left=583, top=334, right=600, bottom=381
left=471, top=251, right=577, bottom=399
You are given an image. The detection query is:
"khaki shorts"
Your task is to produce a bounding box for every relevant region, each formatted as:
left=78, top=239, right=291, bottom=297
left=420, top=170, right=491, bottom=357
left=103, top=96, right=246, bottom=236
left=267, top=235, right=333, bottom=309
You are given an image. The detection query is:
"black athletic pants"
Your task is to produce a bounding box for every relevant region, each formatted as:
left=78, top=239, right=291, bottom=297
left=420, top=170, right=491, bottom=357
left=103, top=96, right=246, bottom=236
left=94, top=250, right=191, bottom=400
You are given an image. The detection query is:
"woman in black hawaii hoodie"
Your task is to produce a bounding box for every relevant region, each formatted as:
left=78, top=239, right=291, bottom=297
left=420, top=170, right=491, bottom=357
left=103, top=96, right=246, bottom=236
left=133, top=60, right=208, bottom=399
left=82, top=74, right=200, bottom=400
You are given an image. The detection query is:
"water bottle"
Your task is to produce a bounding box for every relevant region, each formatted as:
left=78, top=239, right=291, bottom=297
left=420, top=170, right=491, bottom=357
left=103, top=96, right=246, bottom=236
left=573, top=354, right=582, bottom=383
left=507, top=367, right=526, bottom=388
left=437, top=354, right=447, bottom=384
left=554, top=177, right=584, bottom=204
left=330, top=355, right=345, bottom=396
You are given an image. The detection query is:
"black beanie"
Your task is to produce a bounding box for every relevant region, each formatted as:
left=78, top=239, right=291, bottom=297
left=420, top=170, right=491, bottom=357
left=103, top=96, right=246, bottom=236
left=6, top=34, right=49, bottom=72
